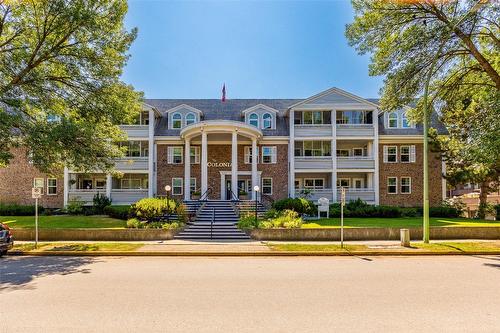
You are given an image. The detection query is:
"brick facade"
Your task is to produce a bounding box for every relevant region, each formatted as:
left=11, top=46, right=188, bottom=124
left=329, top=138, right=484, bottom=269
left=378, top=143, right=443, bottom=207
left=0, top=148, right=64, bottom=208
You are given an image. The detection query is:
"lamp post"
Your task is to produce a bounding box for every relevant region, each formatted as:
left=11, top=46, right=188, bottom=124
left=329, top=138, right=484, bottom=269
left=253, top=185, right=260, bottom=226
left=165, top=185, right=171, bottom=223
left=422, top=0, right=483, bottom=243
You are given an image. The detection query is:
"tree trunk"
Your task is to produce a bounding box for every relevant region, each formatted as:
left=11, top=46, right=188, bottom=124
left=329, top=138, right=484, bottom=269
left=477, top=181, right=489, bottom=219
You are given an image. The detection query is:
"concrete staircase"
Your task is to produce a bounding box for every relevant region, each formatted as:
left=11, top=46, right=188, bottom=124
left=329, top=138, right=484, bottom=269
left=175, top=200, right=250, bottom=240
left=237, top=201, right=267, bottom=218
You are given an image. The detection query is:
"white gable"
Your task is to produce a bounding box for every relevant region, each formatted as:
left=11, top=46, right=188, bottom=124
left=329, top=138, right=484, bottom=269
left=289, top=87, right=379, bottom=111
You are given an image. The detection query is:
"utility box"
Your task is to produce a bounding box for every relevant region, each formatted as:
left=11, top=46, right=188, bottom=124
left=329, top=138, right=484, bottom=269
left=400, top=229, right=411, bottom=247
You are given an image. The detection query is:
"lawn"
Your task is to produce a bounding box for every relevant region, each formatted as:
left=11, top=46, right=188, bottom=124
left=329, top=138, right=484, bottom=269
left=0, top=215, right=126, bottom=229
left=13, top=242, right=143, bottom=252
left=302, top=217, right=500, bottom=229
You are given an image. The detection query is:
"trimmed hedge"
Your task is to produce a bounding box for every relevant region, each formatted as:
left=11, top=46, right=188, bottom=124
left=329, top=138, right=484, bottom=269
left=104, top=205, right=131, bottom=220
left=0, top=203, right=44, bottom=216
left=272, top=198, right=316, bottom=215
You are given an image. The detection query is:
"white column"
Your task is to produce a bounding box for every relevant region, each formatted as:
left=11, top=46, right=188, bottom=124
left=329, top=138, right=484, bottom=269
left=184, top=138, right=191, bottom=201
left=201, top=131, right=208, bottom=197
left=63, top=167, right=69, bottom=207
left=367, top=173, right=373, bottom=188
left=148, top=109, right=155, bottom=198
left=367, top=141, right=373, bottom=158
left=231, top=131, right=238, bottom=200
left=289, top=110, right=295, bottom=198
left=106, top=174, right=112, bottom=199
left=153, top=143, right=158, bottom=196
left=251, top=138, right=258, bottom=200
left=331, top=109, right=337, bottom=202
left=373, top=110, right=380, bottom=204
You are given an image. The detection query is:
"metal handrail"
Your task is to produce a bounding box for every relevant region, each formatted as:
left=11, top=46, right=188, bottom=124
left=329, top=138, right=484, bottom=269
left=199, top=188, right=212, bottom=201
left=211, top=208, right=215, bottom=240
left=259, top=192, right=274, bottom=209
left=228, top=188, right=240, bottom=202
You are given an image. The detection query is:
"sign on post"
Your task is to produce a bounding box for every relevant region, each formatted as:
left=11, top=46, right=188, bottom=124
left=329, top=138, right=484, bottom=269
left=340, top=187, right=346, bottom=249
left=32, top=188, right=42, bottom=248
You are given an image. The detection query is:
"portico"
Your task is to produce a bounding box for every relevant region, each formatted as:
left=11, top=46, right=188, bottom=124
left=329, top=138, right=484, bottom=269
left=180, top=120, right=262, bottom=201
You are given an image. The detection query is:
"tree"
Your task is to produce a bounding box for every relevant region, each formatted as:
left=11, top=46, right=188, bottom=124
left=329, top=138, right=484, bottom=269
left=346, top=0, right=499, bottom=216
left=0, top=0, right=142, bottom=173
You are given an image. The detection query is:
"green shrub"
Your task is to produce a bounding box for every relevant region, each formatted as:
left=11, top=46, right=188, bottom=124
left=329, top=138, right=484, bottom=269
left=442, top=197, right=466, bottom=215
left=328, top=201, right=403, bottom=218
left=272, top=198, right=315, bottom=215
left=103, top=205, right=131, bottom=220
left=401, top=207, right=419, bottom=217
left=264, top=208, right=280, bottom=219
left=66, top=199, right=85, bottom=215
left=176, top=204, right=188, bottom=224
left=0, top=203, right=44, bottom=216
left=258, top=209, right=303, bottom=229
left=495, top=204, right=500, bottom=220
left=134, top=198, right=176, bottom=222
left=162, top=222, right=181, bottom=230
left=238, top=213, right=259, bottom=229
left=93, top=193, right=112, bottom=214
left=126, top=218, right=141, bottom=228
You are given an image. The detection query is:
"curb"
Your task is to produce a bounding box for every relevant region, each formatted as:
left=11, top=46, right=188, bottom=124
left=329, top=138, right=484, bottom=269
left=7, top=250, right=500, bottom=257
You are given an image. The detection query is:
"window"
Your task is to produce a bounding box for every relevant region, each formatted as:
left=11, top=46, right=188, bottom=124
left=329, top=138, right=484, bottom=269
left=304, top=178, right=324, bottom=189
left=262, top=178, right=272, bottom=195
left=352, top=148, right=364, bottom=157
left=401, top=177, right=411, bottom=194
left=388, top=112, right=398, bottom=128
left=401, top=113, right=411, bottom=128
left=384, top=146, right=397, bottom=163
left=141, top=111, right=150, bottom=125
left=353, top=178, right=364, bottom=189
left=46, top=178, right=57, bottom=195
left=167, top=147, right=183, bottom=164
left=244, top=146, right=259, bottom=164
left=172, top=178, right=183, bottom=195
left=337, top=178, right=350, bottom=188
left=95, top=179, right=106, bottom=189
left=172, top=113, right=182, bottom=129
left=82, top=179, right=93, bottom=189
left=303, top=141, right=331, bottom=157
left=262, top=146, right=277, bottom=164
left=121, top=178, right=142, bottom=189
left=262, top=113, right=272, bottom=129
left=128, top=141, right=141, bottom=157
left=400, top=146, right=410, bottom=163
left=190, top=178, right=197, bottom=194
left=33, top=178, right=44, bottom=189
left=336, top=149, right=350, bottom=157
left=387, top=177, right=397, bottom=194
left=303, top=111, right=323, bottom=125
left=190, top=147, right=200, bottom=164
left=336, top=111, right=372, bottom=124
left=185, top=113, right=196, bottom=126
left=249, top=113, right=259, bottom=127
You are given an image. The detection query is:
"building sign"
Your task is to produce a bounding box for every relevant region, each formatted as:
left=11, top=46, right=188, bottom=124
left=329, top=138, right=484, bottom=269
left=207, top=162, right=232, bottom=168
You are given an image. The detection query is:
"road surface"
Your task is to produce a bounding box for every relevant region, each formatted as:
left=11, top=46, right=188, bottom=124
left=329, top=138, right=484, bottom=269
left=1, top=255, right=499, bottom=332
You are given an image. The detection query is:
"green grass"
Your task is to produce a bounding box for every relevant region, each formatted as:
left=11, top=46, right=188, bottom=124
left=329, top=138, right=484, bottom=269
left=0, top=215, right=126, bottom=229
left=12, top=242, right=143, bottom=252
left=302, top=217, right=500, bottom=229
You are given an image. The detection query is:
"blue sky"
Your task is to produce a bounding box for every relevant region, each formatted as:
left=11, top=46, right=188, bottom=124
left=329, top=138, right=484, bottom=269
left=123, top=0, right=384, bottom=99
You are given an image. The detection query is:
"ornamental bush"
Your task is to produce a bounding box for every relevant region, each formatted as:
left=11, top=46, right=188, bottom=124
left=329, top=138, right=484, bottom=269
left=93, top=193, right=112, bottom=214
left=133, top=198, right=176, bottom=222
left=272, top=198, right=316, bottom=215
left=258, top=209, right=303, bottom=229
left=0, top=203, right=44, bottom=216
left=104, top=205, right=131, bottom=220
left=237, top=213, right=259, bottom=229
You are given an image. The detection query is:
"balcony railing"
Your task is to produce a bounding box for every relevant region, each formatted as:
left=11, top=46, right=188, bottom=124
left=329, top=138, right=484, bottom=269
left=119, top=125, right=149, bottom=138
left=114, top=157, right=149, bottom=170
left=295, top=156, right=332, bottom=170
left=336, top=124, right=374, bottom=137
left=68, top=189, right=148, bottom=205
left=337, top=156, right=375, bottom=169
left=295, top=188, right=376, bottom=203
left=294, top=124, right=332, bottom=137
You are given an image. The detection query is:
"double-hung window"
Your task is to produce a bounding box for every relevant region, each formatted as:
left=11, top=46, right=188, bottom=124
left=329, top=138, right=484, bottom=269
left=388, top=112, right=398, bottom=128
left=261, top=146, right=277, bottom=164
left=387, top=177, right=397, bottom=194
left=244, top=146, right=259, bottom=164
left=47, top=178, right=57, bottom=195
left=186, top=113, right=196, bottom=126
left=262, top=113, right=272, bottom=129
left=172, top=113, right=182, bottom=129
left=304, top=141, right=330, bottom=157
left=400, top=145, right=416, bottom=163
left=190, top=147, right=200, bottom=164
left=190, top=178, right=197, bottom=194
left=249, top=113, right=259, bottom=127
left=172, top=178, right=183, bottom=195
left=303, top=111, right=323, bottom=125
left=401, top=113, right=411, bottom=128
left=401, top=177, right=411, bottom=194
left=262, top=178, right=273, bottom=195
left=167, top=147, right=183, bottom=164
left=384, top=146, right=398, bottom=163
left=304, top=178, right=324, bottom=189
left=337, top=178, right=350, bottom=188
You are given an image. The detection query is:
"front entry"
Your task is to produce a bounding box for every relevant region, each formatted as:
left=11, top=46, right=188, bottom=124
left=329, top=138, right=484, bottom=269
left=225, top=179, right=248, bottom=200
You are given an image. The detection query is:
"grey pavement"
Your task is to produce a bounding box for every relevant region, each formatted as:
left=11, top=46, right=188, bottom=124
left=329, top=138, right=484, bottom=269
left=1, top=256, right=500, bottom=332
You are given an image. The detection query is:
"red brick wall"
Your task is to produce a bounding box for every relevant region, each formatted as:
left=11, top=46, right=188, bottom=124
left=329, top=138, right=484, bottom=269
left=0, top=148, right=64, bottom=208
left=379, top=143, right=443, bottom=207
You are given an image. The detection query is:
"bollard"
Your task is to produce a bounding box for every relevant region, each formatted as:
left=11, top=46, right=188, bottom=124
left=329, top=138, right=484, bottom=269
left=400, top=229, right=411, bottom=247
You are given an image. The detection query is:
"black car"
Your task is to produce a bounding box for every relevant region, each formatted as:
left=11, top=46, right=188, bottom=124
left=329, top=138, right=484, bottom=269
left=0, top=223, right=14, bottom=256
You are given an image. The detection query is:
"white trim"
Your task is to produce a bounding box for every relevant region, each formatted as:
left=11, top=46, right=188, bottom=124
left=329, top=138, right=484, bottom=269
left=171, top=112, right=182, bottom=129
left=248, top=112, right=259, bottom=128
left=400, top=176, right=412, bottom=194
left=303, top=178, right=325, bottom=190
left=387, top=177, right=398, bottom=194
left=262, top=177, right=273, bottom=195
left=261, top=146, right=277, bottom=164
left=262, top=112, right=274, bottom=129
left=400, top=145, right=411, bottom=163
left=167, top=146, right=183, bottom=164
left=165, top=104, right=204, bottom=117
left=241, top=103, right=280, bottom=116
left=172, top=177, right=183, bottom=195
left=352, top=178, right=364, bottom=189
left=47, top=178, right=57, bottom=195
left=385, top=145, right=398, bottom=163
left=388, top=112, right=398, bottom=128
left=288, top=87, right=380, bottom=111
left=337, top=178, right=351, bottom=188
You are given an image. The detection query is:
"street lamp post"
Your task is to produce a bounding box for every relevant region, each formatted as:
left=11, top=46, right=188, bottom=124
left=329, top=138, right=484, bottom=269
left=422, top=0, right=483, bottom=243
left=253, top=185, right=260, bottom=226
left=165, top=185, right=171, bottom=223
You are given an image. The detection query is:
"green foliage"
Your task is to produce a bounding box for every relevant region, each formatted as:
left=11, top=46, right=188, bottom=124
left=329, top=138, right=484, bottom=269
left=0, top=203, right=44, bottom=216
left=0, top=0, right=143, bottom=172
left=258, top=209, right=303, bottom=229
left=133, top=198, right=175, bottom=222
left=495, top=204, right=500, bottom=220
left=428, top=207, right=460, bottom=218
left=176, top=204, right=188, bottom=224
left=66, top=199, right=85, bottom=215
left=272, top=198, right=316, bottom=215
left=238, top=213, right=260, bottom=229
left=103, top=205, right=130, bottom=220
left=126, top=218, right=141, bottom=229
left=162, top=222, right=181, bottom=230
left=442, top=197, right=466, bottom=215
left=93, top=193, right=112, bottom=214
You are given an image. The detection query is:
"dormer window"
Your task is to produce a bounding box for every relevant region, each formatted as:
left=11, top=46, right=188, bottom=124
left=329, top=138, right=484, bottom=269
left=388, top=112, right=398, bottom=128
left=186, top=113, right=196, bottom=126
left=401, top=113, right=410, bottom=128
left=249, top=113, right=259, bottom=127
left=262, top=113, right=272, bottom=129
left=172, top=113, right=182, bottom=129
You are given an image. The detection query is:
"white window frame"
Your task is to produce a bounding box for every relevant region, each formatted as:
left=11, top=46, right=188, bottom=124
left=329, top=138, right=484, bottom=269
left=185, top=113, right=196, bottom=126
left=261, top=146, right=277, bottom=164
left=244, top=146, right=259, bottom=164
left=172, top=178, right=183, bottom=195
left=248, top=113, right=259, bottom=128
left=167, top=146, right=183, bottom=164
left=337, top=178, right=350, bottom=188
left=401, top=113, right=411, bottom=128
left=47, top=178, right=57, bottom=195
left=262, top=113, right=273, bottom=129
left=262, top=178, right=273, bottom=195
left=336, top=149, right=350, bottom=157
left=294, top=179, right=303, bottom=190
left=121, top=177, right=142, bottom=190
left=387, top=177, right=398, bottom=194
left=352, top=147, right=364, bottom=157
left=190, top=178, right=197, bottom=194
left=33, top=178, right=44, bottom=190
left=304, top=178, right=325, bottom=190
left=302, top=111, right=324, bottom=125
left=171, top=113, right=182, bottom=129
left=95, top=178, right=106, bottom=189
left=401, top=177, right=411, bottom=194
left=400, top=145, right=411, bottom=163
left=190, top=146, right=200, bottom=164
left=352, top=178, right=364, bottom=189
left=384, top=146, right=398, bottom=163
left=388, top=112, right=398, bottom=128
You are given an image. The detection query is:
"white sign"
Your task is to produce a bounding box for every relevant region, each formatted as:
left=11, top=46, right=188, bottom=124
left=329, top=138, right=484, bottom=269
left=32, top=187, right=42, bottom=199
left=207, top=162, right=232, bottom=168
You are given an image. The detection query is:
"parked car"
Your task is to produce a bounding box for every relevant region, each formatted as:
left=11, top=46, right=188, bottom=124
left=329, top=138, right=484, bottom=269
left=0, top=223, right=14, bottom=256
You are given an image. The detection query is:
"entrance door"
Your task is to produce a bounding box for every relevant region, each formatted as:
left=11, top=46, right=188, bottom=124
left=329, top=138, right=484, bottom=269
left=225, top=179, right=248, bottom=200
left=353, top=178, right=364, bottom=189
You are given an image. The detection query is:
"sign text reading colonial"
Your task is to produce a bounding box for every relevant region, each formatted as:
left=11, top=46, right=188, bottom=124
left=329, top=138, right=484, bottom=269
left=207, top=162, right=232, bottom=168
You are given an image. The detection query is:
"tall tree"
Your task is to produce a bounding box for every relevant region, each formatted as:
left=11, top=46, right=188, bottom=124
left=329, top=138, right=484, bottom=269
left=346, top=0, right=499, bottom=215
left=0, top=0, right=142, bottom=173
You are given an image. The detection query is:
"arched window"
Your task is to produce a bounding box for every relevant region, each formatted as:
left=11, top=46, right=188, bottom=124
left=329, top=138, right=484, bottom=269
left=388, top=112, right=398, bottom=128
left=172, top=113, right=182, bottom=129
left=249, top=113, right=259, bottom=127
left=401, top=112, right=410, bottom=128
left=262, top=113, right=272, bottom=129
left=185, top=113, right=196, bottom=126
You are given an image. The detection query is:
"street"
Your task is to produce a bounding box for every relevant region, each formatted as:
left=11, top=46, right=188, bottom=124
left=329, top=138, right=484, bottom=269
left=1, top=255, right=499, bottom=332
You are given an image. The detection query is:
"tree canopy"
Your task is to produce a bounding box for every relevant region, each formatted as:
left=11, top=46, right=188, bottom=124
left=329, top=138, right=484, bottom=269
left=0, top=0, right=142, bottom=173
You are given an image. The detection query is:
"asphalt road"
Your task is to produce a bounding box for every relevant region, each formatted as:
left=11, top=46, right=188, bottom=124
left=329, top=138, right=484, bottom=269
left=1, top=255, right=499, bottom=333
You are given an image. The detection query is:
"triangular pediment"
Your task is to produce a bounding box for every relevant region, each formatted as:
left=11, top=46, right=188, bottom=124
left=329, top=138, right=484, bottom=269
left=289, top=87, right=379, bottom=111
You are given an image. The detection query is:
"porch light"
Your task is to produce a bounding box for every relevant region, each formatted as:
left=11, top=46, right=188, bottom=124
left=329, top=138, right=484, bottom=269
left=165, top=185, right=171, bottom=192
left=253, top=185, right=260, bottom=192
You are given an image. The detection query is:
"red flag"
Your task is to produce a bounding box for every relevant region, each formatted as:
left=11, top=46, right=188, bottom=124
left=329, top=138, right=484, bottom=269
left=222, top=83, right=226, bottom=102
